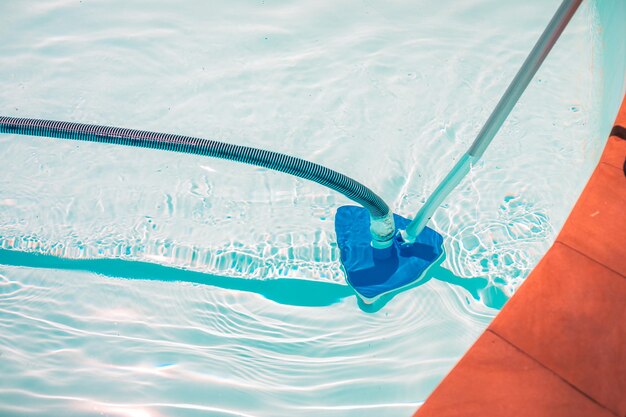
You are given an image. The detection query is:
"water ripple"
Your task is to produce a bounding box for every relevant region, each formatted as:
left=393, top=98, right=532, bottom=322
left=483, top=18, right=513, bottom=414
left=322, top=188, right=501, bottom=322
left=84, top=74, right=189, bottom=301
left=0, top=0, right=603, bottom=415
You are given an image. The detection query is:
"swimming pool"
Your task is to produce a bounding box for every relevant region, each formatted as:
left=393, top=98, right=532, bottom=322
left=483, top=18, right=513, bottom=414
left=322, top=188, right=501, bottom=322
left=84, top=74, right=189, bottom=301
left=0, top=0, right=623, bottom=416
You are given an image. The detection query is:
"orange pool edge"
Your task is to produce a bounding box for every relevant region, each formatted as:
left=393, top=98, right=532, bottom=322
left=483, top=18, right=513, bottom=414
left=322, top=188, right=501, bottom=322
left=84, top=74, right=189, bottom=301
left=412, top=95, right=626, bottom=417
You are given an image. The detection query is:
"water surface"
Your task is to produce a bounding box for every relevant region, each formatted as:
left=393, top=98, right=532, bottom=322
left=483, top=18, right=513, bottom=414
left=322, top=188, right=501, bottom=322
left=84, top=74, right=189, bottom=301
left=0, top=0, right=605, bottom=415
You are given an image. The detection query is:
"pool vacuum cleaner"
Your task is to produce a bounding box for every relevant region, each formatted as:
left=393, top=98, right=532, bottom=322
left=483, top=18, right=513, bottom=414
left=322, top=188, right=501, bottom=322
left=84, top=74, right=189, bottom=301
left=0, top=0, right=581, bottom=305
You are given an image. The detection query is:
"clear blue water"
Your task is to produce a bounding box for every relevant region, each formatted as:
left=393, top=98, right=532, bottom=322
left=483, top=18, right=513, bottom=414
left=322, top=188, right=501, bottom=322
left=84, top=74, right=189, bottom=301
left=0, top=0, right=615, bottom=416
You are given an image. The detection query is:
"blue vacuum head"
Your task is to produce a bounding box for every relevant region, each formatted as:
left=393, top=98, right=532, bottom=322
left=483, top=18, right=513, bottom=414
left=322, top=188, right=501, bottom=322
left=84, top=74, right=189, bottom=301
left=335, top=206, right=444, bottom=304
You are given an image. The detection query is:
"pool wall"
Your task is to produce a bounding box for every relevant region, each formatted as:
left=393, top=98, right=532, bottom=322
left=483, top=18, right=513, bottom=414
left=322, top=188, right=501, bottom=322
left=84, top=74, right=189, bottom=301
left=598, top=0, right=626, bottom=134
left=412, top=0, right=626, bottom=415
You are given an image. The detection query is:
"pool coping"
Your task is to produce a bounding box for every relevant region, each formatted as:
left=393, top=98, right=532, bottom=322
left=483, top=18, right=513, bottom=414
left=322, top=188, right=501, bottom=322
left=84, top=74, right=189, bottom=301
left=412, top=94, right=626, bottom=417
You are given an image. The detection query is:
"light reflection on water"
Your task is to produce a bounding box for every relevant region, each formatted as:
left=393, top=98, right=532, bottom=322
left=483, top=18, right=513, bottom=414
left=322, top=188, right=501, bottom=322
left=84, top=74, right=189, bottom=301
left=0, top=0, right=604, bottom=415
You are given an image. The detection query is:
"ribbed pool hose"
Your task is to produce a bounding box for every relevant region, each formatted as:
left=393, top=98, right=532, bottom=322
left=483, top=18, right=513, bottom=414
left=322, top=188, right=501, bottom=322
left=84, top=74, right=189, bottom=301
left=0, top=116, right=396, bottom=246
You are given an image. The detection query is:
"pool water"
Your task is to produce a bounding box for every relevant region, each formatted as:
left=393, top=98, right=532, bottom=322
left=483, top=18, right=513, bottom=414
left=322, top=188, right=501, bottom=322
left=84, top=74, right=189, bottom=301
left=0, top=0, right=609, bottom=415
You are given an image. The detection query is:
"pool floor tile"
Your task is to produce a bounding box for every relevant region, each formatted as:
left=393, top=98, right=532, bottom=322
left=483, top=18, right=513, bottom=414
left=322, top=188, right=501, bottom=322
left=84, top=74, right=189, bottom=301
left=412, top=331, right=615, bottom=417
left=556, top=162, right=626, bottom=276
left=489, top=242, right=626, bottom=416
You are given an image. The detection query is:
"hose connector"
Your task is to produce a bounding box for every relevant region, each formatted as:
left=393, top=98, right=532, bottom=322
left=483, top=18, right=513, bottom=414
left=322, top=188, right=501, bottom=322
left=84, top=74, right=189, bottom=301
left=369, top=211, right=396, bottom=249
